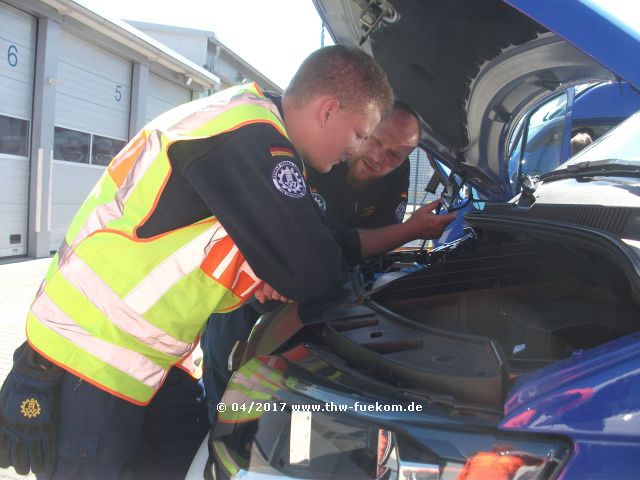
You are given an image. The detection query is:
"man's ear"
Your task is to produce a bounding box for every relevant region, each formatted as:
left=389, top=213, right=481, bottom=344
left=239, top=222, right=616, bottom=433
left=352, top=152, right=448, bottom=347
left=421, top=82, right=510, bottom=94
left=317, top=97, right=341, bottom=128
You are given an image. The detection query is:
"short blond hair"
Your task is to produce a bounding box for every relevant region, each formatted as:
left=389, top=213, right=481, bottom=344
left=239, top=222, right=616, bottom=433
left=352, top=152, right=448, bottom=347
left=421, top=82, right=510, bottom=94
left=285, top=45, right=394, bottom=117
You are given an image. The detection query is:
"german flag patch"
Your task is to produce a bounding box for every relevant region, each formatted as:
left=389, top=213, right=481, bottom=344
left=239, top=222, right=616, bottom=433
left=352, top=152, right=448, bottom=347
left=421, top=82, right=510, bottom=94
left=269, top=146, right=296, bottom=158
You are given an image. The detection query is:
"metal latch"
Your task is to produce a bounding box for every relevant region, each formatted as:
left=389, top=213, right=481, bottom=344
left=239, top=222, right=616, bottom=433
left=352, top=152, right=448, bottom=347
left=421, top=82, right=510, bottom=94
left=359, top=0, right=398, bottom=45
left=518, top=174, right=539, bottom=207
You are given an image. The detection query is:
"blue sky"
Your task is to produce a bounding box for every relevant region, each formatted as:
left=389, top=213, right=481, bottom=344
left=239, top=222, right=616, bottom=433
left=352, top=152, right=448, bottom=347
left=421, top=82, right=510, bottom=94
left=77, top=0, right=332, bottom=89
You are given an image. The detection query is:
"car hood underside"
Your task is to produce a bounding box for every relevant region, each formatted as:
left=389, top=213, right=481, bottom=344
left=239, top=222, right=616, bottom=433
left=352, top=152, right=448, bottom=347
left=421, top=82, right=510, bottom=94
left=314, top=0, right=620, bottom=199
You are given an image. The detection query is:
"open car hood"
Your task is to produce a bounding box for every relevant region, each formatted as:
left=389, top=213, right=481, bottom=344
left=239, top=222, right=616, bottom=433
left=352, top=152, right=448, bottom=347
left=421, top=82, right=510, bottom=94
left=313, top=0, right=639, bottom=200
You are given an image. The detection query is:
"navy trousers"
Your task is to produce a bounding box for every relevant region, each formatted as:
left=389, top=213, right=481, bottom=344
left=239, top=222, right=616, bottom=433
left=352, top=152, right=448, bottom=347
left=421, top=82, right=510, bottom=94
left=200, top=305, right=259, bottom=421
left=42, top=367, right=209, bottom=480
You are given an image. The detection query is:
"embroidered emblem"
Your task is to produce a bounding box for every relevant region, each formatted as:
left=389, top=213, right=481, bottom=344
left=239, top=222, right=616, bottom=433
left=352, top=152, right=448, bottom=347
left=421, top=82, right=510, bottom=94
left=312, top=193, right=326, bottom=211
left=269, top=147, right=296, bottom=158
left=272, top=161, right=306, bottom=198
left=20, top=398, right=41, bottom=418
left=360, top=206, right=376, bottom=217
left=396, top=201, right=407, bottom=222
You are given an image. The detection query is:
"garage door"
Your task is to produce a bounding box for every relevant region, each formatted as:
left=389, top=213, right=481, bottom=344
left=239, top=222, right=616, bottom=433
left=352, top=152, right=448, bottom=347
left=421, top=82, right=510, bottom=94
left=0, top=1, right=36, bottom=257
left=146, top=72, right=192, bottom=123
left=50, top=30, right=131, bottom=251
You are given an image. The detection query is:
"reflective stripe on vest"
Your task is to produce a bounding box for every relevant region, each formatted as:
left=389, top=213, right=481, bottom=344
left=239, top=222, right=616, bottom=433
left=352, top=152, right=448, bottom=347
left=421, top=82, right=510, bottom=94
left=27, top=83, right=287, bottom=405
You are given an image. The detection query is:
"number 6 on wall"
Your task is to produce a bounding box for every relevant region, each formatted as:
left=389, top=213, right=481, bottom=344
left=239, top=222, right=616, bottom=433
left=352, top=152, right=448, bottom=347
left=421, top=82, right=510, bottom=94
left=7, top=45, right=18, bottom=67
left=115, top=85, right=122, bottom=102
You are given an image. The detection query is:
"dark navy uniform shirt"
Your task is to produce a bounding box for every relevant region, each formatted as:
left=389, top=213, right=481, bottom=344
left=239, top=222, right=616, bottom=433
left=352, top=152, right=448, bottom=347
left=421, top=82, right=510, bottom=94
left=307, top=159, right=410, bottom=263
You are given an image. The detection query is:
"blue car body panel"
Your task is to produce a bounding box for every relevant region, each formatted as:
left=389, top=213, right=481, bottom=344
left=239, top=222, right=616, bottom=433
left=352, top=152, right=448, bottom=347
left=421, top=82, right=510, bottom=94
left=504, top=0, right=640, bottom=90
left=500, top=332, right=640, bottom=478
left=503, top=332, right=640, bottom=432
left=572, top=83, right=640, bottom=121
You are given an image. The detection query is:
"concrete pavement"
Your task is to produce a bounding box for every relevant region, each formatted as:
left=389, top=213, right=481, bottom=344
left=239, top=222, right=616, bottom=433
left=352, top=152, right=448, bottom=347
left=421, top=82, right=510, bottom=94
left=0, top=256, right=51, bottom=480
left=0, top=257, right=50, bottom=381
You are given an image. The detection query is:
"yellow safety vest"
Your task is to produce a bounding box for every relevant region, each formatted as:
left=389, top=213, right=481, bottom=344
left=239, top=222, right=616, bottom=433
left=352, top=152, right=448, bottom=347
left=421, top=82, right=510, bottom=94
left=26, top=83, right=288, bottom=405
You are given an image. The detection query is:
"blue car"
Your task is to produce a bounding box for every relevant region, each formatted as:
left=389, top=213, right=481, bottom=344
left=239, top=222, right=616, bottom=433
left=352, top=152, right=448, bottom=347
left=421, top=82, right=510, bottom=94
left=191, top=1, right=640, bottom=478
left=435, top=79, right=640, bottom=246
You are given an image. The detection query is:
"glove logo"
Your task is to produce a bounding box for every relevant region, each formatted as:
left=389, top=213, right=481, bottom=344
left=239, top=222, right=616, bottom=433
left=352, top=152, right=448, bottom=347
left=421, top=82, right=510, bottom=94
left=20, top=398, right=41, bottom=418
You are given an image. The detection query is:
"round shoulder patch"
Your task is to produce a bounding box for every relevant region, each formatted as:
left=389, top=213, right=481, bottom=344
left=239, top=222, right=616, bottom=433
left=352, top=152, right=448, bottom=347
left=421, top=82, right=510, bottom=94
left=395, top=201, right=407, bottom=223
left=312, top=192, right=327, bottom=212
left=272, top=161, right=306, bottom=198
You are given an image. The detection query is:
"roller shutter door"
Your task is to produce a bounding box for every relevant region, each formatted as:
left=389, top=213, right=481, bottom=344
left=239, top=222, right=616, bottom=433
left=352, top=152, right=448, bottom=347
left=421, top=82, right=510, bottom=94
left=0, top=2, right=36, bottom=257
left=146, top=72, right=192, bottom=123
left=50, top=30, right=131, bottom=251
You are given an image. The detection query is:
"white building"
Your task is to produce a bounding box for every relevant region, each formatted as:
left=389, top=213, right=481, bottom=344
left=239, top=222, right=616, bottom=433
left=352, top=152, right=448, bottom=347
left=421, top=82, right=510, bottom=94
left=0, top=0, right=276, bottom=260
left=126, top=21, right=283, bottom=93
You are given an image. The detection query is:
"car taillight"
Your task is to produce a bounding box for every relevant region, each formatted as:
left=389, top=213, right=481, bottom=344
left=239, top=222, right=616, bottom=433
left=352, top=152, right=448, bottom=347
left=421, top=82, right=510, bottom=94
left=375, top=428, right=569, bottom=480
left=458, top=451, right=525, bottom=480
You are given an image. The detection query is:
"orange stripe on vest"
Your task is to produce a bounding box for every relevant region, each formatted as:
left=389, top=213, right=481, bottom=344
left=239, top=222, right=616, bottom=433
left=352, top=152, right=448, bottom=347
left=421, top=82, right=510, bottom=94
left=201, top=237, right=261, bottom=299
left=108, top=131, right=146, bottom=188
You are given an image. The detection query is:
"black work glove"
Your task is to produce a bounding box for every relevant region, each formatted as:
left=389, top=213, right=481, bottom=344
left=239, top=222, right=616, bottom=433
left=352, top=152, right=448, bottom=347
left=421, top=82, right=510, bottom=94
left=0, top=342, right=63, bottom=475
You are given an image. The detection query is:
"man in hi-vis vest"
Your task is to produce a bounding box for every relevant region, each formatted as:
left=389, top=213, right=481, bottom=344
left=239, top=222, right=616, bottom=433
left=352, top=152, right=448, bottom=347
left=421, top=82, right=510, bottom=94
left=201, top=102, right=457, bottom=422
left=0, top=45, right=393, bottom=479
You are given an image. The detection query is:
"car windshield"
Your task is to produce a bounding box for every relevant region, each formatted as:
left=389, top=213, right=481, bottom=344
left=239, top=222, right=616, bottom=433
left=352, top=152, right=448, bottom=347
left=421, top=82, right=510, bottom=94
left=561, top=110, right=640, bottom=167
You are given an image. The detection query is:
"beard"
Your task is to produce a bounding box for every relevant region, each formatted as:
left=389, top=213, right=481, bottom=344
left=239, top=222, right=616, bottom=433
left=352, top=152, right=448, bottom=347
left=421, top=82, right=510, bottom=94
left=346, top=157, right=379, bottom=190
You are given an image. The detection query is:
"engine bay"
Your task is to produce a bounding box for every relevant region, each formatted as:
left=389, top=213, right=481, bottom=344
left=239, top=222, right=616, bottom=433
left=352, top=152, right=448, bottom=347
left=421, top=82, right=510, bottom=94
left=322, top=230, right=639, bottom=407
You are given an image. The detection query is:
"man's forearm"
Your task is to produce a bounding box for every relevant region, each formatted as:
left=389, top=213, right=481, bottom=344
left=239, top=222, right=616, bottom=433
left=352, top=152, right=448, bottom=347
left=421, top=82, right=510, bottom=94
left=357, top=222, right=419, bottom=258
left=357, top=201, right=456, bottom=259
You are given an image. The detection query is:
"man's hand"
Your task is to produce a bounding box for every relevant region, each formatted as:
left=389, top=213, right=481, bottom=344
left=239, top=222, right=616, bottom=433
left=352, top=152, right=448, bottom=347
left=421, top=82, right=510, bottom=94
left=405, top=199, right=456, bottom=239
left=357, top=199, right=458, bottom=258
left=253, top=283, right=294, bottom=304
